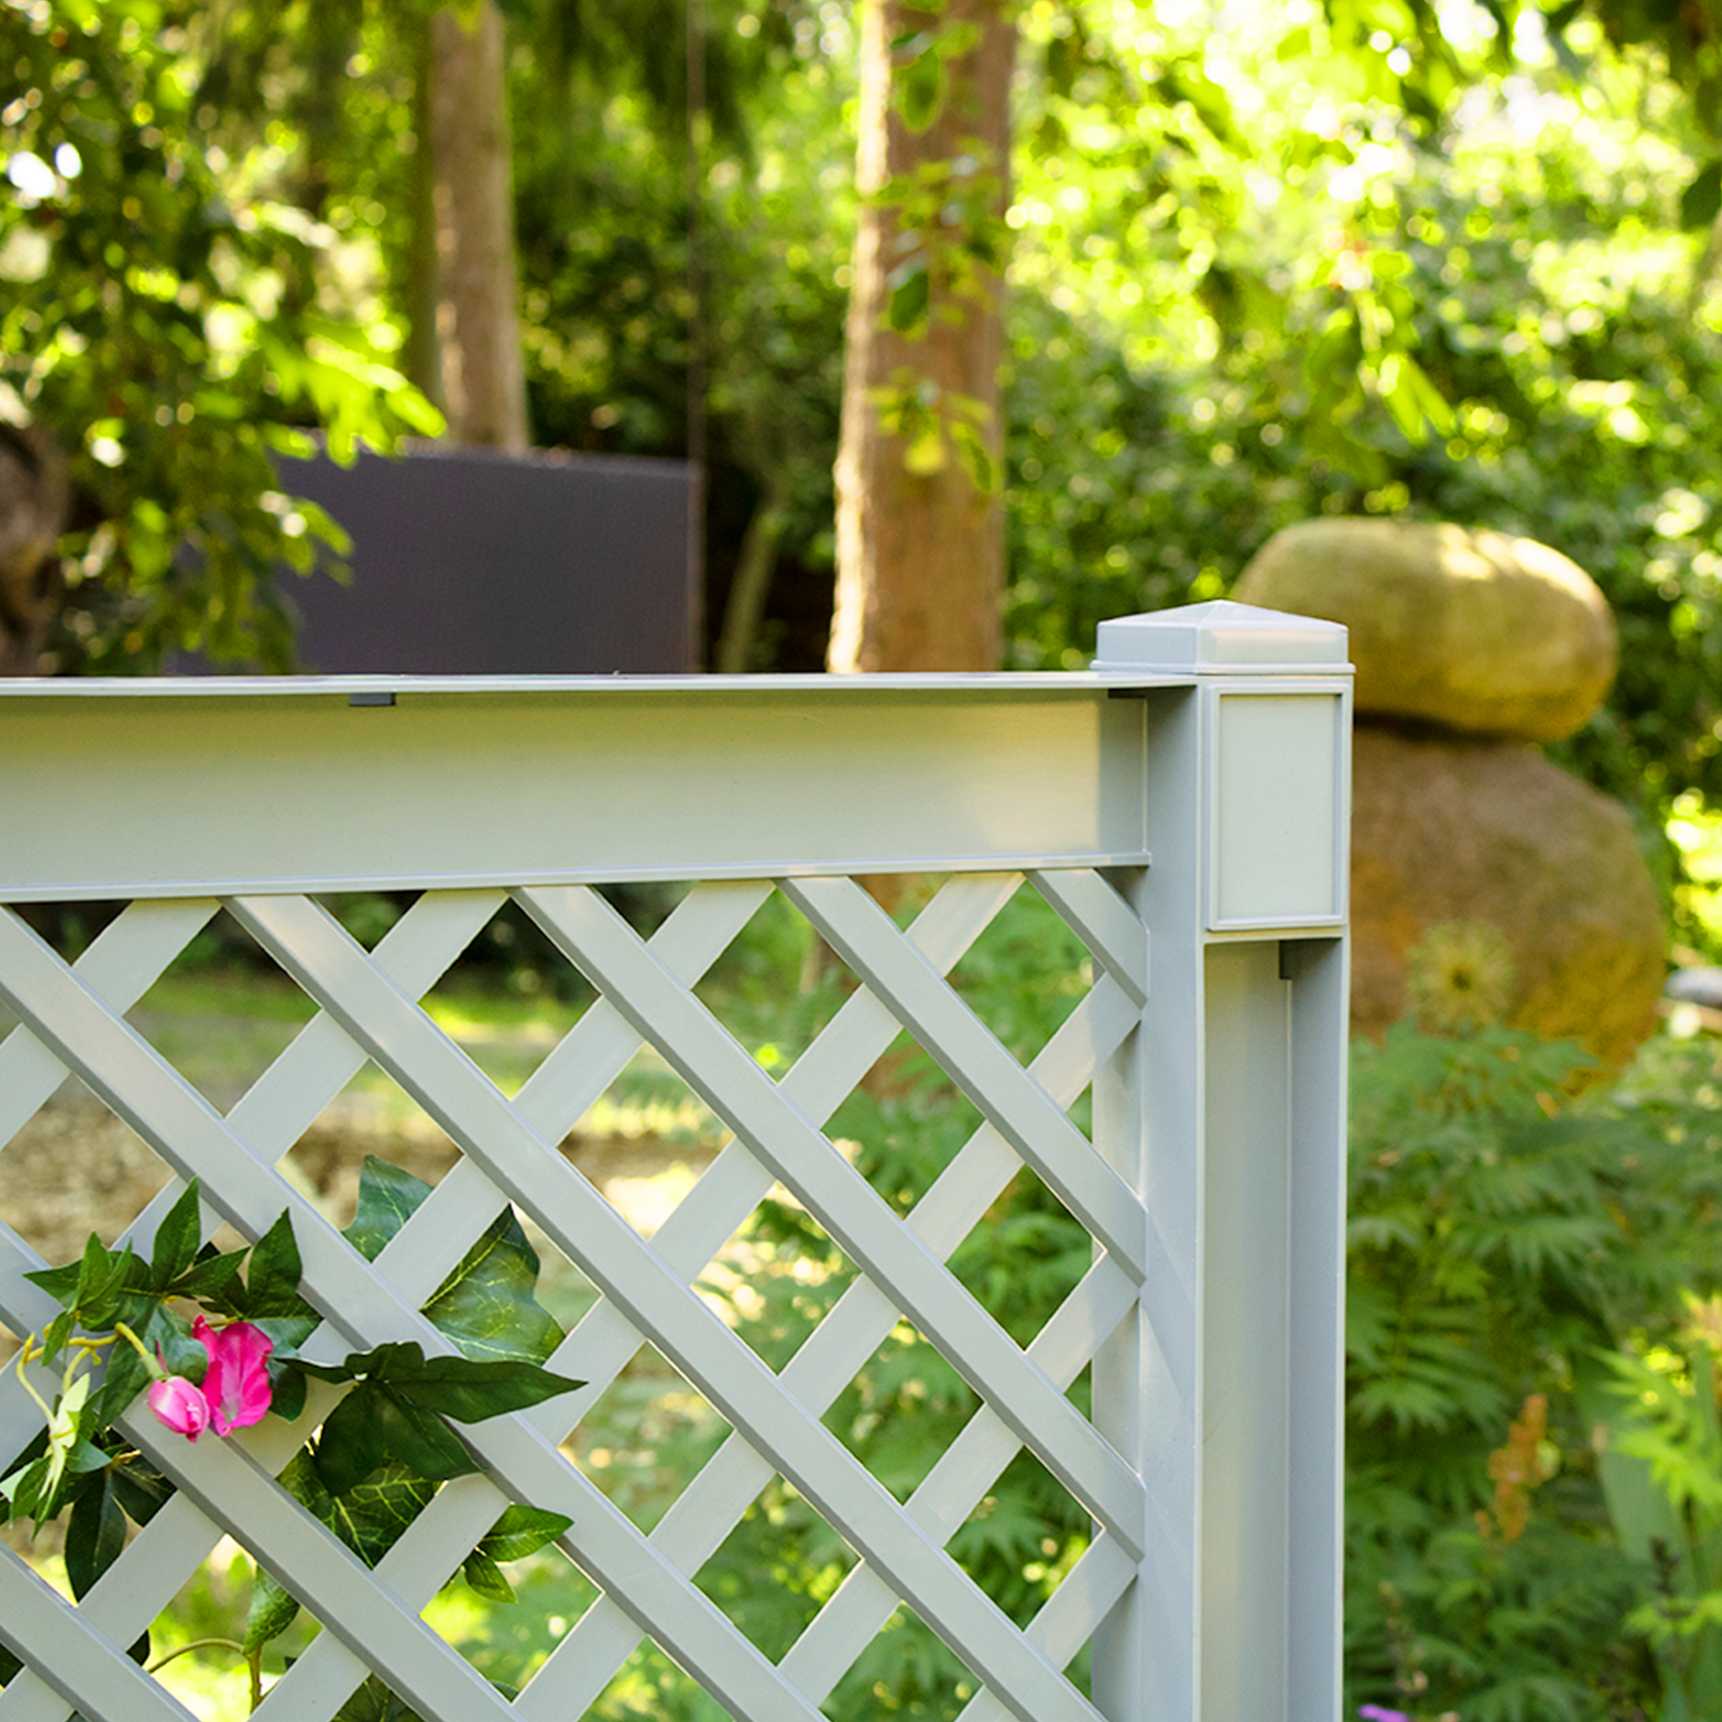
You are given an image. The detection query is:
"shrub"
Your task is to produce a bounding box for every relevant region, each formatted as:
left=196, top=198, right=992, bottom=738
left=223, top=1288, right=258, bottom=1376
left=1346, top=1024, right=1722, bottom=1720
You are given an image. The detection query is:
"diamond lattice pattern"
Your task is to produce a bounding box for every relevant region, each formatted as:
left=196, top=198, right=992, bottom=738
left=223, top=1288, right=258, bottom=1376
left=0, top=869, right=1149, bottom=1722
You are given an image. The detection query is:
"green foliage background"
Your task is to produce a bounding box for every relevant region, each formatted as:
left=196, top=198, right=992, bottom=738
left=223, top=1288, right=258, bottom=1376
left=6, top=0, right=1722, bottom=913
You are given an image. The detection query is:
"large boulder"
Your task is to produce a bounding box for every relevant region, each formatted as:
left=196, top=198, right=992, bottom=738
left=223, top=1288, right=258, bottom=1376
left=1236, top=519, right=1617, bottom=741
left=1351, top=725, right=1663, bottom=1069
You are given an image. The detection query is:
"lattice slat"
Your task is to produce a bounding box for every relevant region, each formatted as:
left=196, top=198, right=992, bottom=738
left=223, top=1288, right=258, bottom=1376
left=0, top=1554, right=193, bottom=1722
left=0, top=898, right=216, bottom=1145
left=1028, top=869, right=1149, bottom=1009
left=957, top=1536, right=1141, bottom=1722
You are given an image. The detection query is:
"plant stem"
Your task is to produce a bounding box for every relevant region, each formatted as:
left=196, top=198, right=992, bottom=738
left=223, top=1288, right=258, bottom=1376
left=13, top=1339, right=51, bottom=1420
left=144, top=1637, right=247, bottom=1674
left=112, top=1322, right=164, bottom=1378
left=248, top=1645, right=264, bottom=1713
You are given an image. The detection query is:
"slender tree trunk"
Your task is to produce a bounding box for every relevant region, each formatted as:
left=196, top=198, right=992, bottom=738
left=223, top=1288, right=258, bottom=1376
left=829, top=0, right=1014, bottom=672
left=426, top=1, right=529, bottom=449
left=405, top=33, right=445, bottom=410
left=715, top=479, right=791, bottom=673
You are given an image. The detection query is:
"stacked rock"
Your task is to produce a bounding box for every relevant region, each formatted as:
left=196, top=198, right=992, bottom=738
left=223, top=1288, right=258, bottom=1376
left=1236, top=518, right=1664, bottom=1070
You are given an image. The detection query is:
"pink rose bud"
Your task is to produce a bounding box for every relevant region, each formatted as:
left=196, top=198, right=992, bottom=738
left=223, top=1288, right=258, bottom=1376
left=147, top=1374, right=212, bottom=1440
left=193, top=1317, right=275, bottom=1436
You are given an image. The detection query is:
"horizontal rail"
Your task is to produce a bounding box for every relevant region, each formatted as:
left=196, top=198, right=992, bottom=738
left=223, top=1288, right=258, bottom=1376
left=0, top=686, right=1153, bottom=900
left=0, top=670, right=1201, bottom=699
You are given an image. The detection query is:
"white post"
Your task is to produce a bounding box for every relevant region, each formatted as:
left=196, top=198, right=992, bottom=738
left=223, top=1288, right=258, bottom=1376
left=1088, top=601, right=1352, bottom=1722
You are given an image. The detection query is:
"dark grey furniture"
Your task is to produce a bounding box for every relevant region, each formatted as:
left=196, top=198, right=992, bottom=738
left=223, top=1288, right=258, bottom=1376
left=273, top=444, right=698, bottom=673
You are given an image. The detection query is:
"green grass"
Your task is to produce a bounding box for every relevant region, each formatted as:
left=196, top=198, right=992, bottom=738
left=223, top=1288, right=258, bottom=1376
left=124, top=967, right=588, bottom=1104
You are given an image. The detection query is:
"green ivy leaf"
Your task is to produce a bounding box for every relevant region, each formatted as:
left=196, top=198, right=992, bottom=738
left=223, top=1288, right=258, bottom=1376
left=252, top=1312, right=322, bottom=1358
left=461, top=1548, right=515, bottom=1603
left=345, top=1156, right=433, bottom=1262
left=74, top=1235, right=111, bottom=1304
left=171, top=1245, right=249, bottom=1301
left=329, top=1464, right=439, bottom=1565
left=320, top=1342, right=583, bottom=1424
left=314, top=1381, right=477, bottom=1497
left=332, top=1677, right=424, bottom=1721
left=85, top=1332, right=154, bottom=1432
left=423, top=1210, right=564, bottom=1367
left=149, top=1181, right=204, bottom=1289
left=271, top=1364, right=309, bottom=1424
left=73, top=1237, right=153, bottom=1331
left=20, top=1260, right=80, bottom=1305
left=1, top=1457, right=50, bottom=1521
left=109, top=1459, right=173, bottom=1526
left=477, top=1504, right=573, bottom=1563
left=65, top=1440, right=113, bottom=1479
left=65, top=1471, right=126, bottom=1601
left=243, top=1565, right=301, bottom=1655
left=345, top=1157, right=564, bottom=1365
left=40, top=1309, right=75, bottom=1366
left=248, top=1453, right=443, bottom=1650
left=312, top=1384, right=393, bottom=1497
left=369, top=1390, right=478, bottom=1483
left=244, top=1210, right=306, bottom=1318
left=144, top=1303, right=208, bottom=1383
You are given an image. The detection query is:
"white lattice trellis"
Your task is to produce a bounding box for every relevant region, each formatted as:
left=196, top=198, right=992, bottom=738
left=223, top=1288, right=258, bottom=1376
left=0, top=600, right=1353, bottom=1722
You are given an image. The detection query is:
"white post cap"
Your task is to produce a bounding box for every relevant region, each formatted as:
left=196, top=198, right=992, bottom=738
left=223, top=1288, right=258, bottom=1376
left=1093, top=599, right=1351, bottom=675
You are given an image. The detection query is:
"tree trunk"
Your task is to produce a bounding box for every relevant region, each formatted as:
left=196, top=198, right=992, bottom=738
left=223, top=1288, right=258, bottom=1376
left=426, top=2, right=529, bottom=450
left=829, top=0, right=1014, bottom=673
left=0, top=428, right=69, bottom=676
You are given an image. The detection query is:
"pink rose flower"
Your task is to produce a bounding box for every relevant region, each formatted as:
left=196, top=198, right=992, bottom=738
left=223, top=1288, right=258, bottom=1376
left=192, top=1317, right=274, bottom=1436
left=1359, top=1708, right=1412, bottom=1722
left=147, top=1374, right=211, bottom=1440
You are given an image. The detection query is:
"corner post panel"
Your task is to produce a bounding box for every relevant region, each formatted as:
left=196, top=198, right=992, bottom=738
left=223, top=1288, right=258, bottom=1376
left=1089, top=601, right=1352, bottom=1722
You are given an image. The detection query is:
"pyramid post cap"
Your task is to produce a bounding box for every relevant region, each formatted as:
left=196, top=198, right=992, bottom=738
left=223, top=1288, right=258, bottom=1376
left=1092, top=600, right=1351, bottom=675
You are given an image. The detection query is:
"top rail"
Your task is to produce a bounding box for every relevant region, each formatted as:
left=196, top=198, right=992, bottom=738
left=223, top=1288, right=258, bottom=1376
left=0, top=681, right=1164, bottom=901
left=0, top=670, right=1199, bottom=700
left=0, top=602, right=1352, bottom=905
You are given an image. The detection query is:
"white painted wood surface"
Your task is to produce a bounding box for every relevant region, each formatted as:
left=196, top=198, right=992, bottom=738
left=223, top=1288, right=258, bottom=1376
left=0, top=602, right=1350, bottom=1722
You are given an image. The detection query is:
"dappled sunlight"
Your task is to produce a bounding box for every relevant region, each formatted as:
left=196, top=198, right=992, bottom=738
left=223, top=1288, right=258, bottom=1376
left=5, top=0, right=1722, bottom=1714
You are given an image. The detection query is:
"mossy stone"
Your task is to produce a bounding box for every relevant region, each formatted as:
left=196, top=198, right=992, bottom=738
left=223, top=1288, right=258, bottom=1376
left=1236, top=518, right=1617, bottom=742
left=1351, top=724, right=1663, bottom=1070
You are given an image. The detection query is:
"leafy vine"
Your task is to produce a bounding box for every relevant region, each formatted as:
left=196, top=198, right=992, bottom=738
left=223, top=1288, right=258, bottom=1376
left=1, top=1157, right=583, bottom=1716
